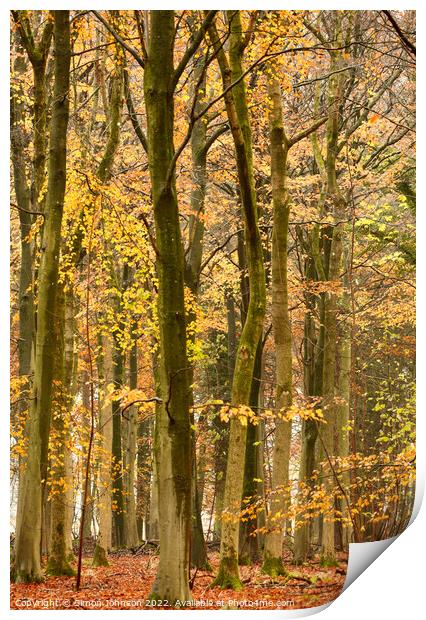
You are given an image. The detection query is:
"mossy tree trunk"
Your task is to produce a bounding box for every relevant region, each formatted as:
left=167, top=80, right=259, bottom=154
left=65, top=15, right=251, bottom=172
left=11, top=19, right=52, bottom=553
left=262, top=76, right=292, bottom=577
left=12, top=10, right=53, bottom=215
left=47, top=282, right=75, bottom=576
left=336, top=250, right=352, bottom=548
left=208, top=11, right=266, bottom=590
left=10, top=35, right=35, bottom=398
left=262, top=75, right=327, bottom=574
left=13, top=10, right=70, bottom=583
left=212, top=294, right=234, bottom=541
left=239, top=340, right=263, bottom=566
left=144, top=10, right=192, bottom=603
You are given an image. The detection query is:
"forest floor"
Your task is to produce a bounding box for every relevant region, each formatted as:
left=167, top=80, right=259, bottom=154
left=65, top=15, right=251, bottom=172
left=10, top=550, right=347, bottom=610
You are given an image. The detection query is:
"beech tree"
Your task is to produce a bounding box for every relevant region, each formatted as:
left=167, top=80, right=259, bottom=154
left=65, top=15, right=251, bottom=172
left=13, top=10, right=71, bottom=582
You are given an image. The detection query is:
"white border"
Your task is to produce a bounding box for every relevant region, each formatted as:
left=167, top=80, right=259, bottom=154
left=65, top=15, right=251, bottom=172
left=1, top=3, right=422, bottom=618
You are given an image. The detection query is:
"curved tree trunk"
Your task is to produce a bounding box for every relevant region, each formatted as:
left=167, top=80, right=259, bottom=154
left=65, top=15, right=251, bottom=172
left=208, top=11, right=266, bottom=590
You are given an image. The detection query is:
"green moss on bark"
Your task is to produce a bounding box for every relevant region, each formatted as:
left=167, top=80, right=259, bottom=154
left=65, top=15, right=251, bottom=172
left=211, top=557, right=243, bottom=590
left=46, top=557, right=75, bottom=577
left=320, top=554, right=339, bottom=568
left=211, top=568, right=243, bottom=590
left=261, top=555, right=287, bottom=578
left=92, top=544, right=109, bottom=567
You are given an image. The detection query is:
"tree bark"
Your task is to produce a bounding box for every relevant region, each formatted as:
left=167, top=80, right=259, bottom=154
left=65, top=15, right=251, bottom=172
left=47, top=282, right=74, bottom=576
left=123, top=337, right=140, bottom=548
left=93, top=336, right=113, bottom=566
left=111, top=336, right=125, bottom=547
left=262, top=76, right=292, bottom=577
left=185, top=51, right=210, bottom=571
left=320, top=46, right=345, bottom=567
left=239, top=339, right=263, bottom=566
left=145, top=10, right=192, bottom=603
left=14, top=10, right=70, bottom=583
left=208, top=11, right=266, bottom=590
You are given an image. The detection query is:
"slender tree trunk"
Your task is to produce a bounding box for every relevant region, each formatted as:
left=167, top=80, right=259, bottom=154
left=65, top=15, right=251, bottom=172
left=148, top=450, right=160, bottom=540
left=88, top=41, right=124, bottom=563
left=137, top=416, right=152, bottom=540
left=64, top=287, right=77, bottom=560
left=123, top=337, right=140, bottom=548
left=337, top=251, right=352, bottom=548
left=93, top=336, right=113, bottom=566
left=111, top=337, right=125, bottom=548
left=294, top=261, right=319, bottom=564
left=262, top=76, right=292, bottom=577
left=208, top=11, right=266, bottom=590
left=145, top=11, right=192, bottom=603
left=11, top=38, right=34, bottom=391
left=11, top=40, right=35, bottom=559
left=185, top=55, right=210, bottom=570
left=239, top=340, right=263, bottom=565
left=47, top=282, right=74, bottom=576
left=80, top=371, right=94, bottom=542
left=320, top=50, right=345, bottom=567
left=213, top=292, right=235, bottom=541
left=14, top=11, right=70, bottom=583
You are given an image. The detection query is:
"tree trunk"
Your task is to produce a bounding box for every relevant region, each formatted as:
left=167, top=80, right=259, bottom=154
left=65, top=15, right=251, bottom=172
left=14, top=10, right=70, bottom=583
left=148, top=450, right=160, bottom=540
left=185, top=54, right=210, bottom=570
left=262, top=76, right=292, bottom=577
left=337, top=250, right=352, bottom=548
left=239, top=340, right=263, bottom=565
left=90, top=40, right=124, bottom=563
left=11, top=37, right=34, bottom=393
left=93, top=336, right=113, bottom=566
left=320, top=51, right=345, bottom=567
left=294, top=259, right=319, bottom=564
left=123, top=337, right=140, bottom=548
left=64, top=287, right=77, bottom=560
left=208, top=11, right=266, bottom=590
left=80, top=371, right=94, bottom=543
left=111, top=337, right=125, bottom=548
left=145, top=10, right=192, bottom=603
left=47, top=282, right=74, bottom=576
left=213, top=292, right=235, bottom=541
left=137, top=417, right=152, bottom=540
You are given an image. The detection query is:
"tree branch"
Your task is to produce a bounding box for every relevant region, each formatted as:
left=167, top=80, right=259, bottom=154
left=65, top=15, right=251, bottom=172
left=92, top=10, right=145, bottom=68
left=171, top=10, right=218, bottom=92
left=288, top=116, right=328, bottom=148
left=382, top=10, right=416, bottom=56
left=123, top=66, right=148, bottom=153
